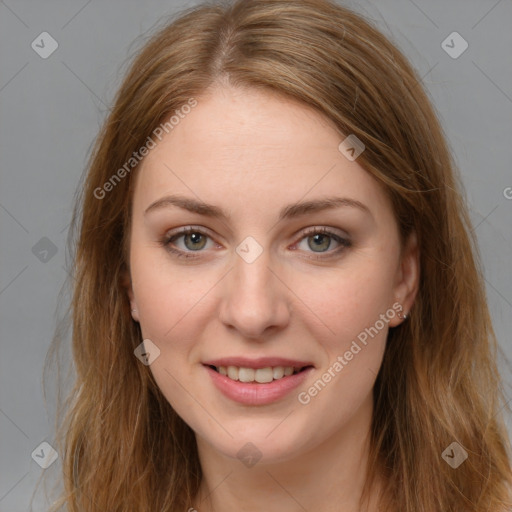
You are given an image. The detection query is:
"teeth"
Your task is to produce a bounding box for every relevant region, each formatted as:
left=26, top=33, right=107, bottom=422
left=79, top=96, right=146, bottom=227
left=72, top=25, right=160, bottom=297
left=238, top=367, right=255, bottom=382
left=255, top=367, right=273, bottom=383
left=273, top=367, right=284, bottom=379
left=227, top=366, right=239, bottom=380
left=216, top=365, right=302, bottom=382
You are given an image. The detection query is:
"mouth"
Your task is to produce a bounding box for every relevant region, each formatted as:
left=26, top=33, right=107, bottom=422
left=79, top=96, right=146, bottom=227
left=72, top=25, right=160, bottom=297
left=202, top=358, right=315, bottom=405
left=207, top=364, right=313, bottom=383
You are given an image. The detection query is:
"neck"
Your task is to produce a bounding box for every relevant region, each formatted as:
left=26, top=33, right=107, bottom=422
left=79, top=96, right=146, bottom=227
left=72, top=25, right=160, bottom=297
left=192, top=393, right=383, bottom=512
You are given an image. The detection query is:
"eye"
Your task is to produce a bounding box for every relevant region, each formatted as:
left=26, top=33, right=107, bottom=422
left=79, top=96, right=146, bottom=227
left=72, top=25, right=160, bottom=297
left=159, top=226, right=351, bottom=260
left=293, top=227, right=351, bottom=259
left=160, top=227, right=215, bottom=259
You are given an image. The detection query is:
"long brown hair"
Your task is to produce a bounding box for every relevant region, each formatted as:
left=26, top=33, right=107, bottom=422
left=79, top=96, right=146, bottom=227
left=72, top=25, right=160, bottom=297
left=40, top=0, right=512, bottom=510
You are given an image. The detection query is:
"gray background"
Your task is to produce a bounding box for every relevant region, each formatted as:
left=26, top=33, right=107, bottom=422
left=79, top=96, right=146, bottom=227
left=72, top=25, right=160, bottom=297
left=1, top=0, right=511, bottom=510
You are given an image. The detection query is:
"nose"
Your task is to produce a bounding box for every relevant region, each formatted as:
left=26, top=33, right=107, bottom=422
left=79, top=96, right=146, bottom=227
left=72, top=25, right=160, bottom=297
left=218, top=247, right=291, bottom=340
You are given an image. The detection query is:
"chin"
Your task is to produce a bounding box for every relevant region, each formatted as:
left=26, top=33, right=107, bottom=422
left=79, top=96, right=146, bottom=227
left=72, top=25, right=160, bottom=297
left=194, top=415, right=316, bottom=466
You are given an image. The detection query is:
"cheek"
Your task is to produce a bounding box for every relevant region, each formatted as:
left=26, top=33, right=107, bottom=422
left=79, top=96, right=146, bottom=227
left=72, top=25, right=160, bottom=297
left=292, top=257, right=397, bottom=350
left=293, top=266, right=392, bottom=420
left=129, top=251, right=210, bottom=409
left=130, top=242, right=212, bottom=340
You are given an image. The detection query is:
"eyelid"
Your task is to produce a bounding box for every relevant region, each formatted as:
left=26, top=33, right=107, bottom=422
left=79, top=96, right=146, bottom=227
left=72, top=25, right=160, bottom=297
left=161, top=225, right=351, bottom=259
left=298, top=225, right=350, bottom=241
left=161, top=225, right=219, bottom=256
left=291, top=226, right=351, bottom=259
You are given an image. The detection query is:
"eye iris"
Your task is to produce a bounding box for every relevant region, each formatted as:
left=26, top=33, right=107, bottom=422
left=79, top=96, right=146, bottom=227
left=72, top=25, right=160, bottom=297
left=184, top=232, right=206, bottom=251
left=308, top=233, right=331, bottom=252
left=176, top=230, right=339, bottom=254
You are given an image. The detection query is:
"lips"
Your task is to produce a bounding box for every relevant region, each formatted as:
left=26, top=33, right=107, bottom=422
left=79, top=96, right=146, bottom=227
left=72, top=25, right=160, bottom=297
left=202, top=357, right=315, bottom=405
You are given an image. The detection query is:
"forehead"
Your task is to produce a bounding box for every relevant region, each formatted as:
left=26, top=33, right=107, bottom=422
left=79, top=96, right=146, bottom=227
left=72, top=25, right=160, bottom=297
left=131, top=85, right=393, bottom=226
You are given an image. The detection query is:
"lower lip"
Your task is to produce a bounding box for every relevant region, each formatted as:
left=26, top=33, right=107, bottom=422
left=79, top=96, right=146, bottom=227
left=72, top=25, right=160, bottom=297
left=204, top=365, right=314, bottom=405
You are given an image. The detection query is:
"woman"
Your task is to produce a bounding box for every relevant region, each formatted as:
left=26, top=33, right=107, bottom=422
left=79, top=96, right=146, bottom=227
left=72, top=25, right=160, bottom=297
left=43, top=0, right=512, bottom=510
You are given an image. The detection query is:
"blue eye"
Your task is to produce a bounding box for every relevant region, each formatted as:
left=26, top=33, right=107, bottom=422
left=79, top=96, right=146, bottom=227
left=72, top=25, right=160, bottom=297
left=296, top=227, right=351, bottom=258
left=160, top=226, right=351, bottom=260
left=160, top=227, right=213, bottom=259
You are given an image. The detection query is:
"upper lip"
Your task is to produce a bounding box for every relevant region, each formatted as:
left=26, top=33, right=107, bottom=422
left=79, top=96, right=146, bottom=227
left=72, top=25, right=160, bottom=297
left=202, top=357, right=314, bottom=369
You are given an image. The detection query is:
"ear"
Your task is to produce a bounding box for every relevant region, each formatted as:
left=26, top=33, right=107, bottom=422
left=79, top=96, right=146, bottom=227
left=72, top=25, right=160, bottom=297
left=121, top=268, right=139, bottom=322
left=388, top=231, right=420, bottom=327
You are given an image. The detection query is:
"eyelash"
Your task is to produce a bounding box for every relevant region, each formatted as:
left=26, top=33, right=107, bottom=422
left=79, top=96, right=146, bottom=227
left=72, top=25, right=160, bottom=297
left=159, top=226, right=352, bottom=261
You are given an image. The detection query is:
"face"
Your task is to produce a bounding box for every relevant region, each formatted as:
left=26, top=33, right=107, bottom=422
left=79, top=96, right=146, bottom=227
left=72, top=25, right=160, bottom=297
left=126, top=84, right=418, bottom=464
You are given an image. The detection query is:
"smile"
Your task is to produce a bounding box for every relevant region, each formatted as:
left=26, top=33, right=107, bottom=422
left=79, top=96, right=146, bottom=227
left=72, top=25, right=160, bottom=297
left=210, top=365, right=309, bottom=383
left=202, top=358, right=314, bottom=405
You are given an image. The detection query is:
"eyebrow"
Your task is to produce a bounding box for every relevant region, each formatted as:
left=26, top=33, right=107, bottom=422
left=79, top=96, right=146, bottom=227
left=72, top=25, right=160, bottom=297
left=144, top=194, right=372, bottom=222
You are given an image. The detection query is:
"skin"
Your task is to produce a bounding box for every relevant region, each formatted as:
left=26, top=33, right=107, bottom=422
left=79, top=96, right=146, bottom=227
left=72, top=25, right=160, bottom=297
left=126, top=84, right=419, bottom=512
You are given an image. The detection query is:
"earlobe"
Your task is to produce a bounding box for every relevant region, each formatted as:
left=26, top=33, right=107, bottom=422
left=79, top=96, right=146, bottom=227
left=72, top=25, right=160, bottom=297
left=129, top=297, right=140, bottom=323
left=390, top=231, right=420, bottom=327
left=128, top=288, right=140, bottom=322
left=121, top=270, right=139, bottom=322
